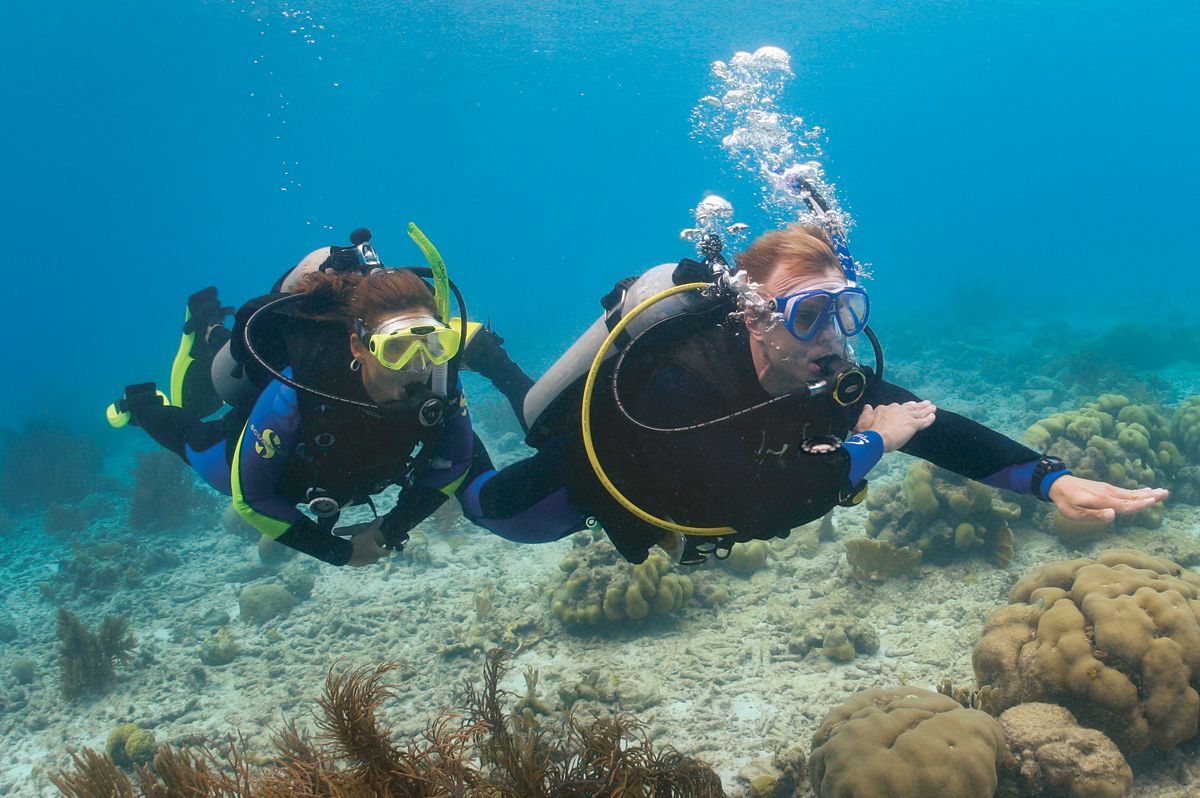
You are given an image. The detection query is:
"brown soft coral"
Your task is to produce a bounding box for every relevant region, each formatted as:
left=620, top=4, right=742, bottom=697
left=809, top=686, right=1007, bottom=798
left=973, top=548, right=1200, bottom=755
left=998, top=702, right=1132, bottom=798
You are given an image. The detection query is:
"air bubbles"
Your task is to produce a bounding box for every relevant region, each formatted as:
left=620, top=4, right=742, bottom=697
left=692, top=46, right=855, bottom=237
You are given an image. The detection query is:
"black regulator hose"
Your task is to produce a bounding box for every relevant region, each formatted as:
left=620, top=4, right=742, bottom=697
left=241, top=268, right=469, bottom=417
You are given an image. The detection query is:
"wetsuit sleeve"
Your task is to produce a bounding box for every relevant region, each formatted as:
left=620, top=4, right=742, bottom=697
left=231, top=377, right=352, bottom=565
left=863, top=380, right=1063, bottom=498
left=378, top=387, right=477, bottom=547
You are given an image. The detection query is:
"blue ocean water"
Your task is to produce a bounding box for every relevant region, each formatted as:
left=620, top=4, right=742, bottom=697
left=1, top=0, right=1196, bottom=430
left=3, top=3, right=1200, bottom=793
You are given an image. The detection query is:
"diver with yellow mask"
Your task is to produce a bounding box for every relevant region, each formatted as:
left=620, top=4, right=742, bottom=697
left=108, top=225, right=533, bottom=566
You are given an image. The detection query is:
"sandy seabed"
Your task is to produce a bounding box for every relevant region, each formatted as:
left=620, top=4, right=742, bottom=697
left=4, top=369, right=1200, bottom=797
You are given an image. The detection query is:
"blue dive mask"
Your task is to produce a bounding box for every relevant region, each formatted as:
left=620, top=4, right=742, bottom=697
left=774, top=286, right=870, bottom=342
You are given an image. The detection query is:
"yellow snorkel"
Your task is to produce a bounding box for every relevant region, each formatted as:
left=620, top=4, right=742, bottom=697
left=407, top=222, right=451, bottom=324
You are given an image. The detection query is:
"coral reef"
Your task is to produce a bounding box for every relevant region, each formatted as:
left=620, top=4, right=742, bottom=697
left=56, top=608, right=136, bottom=700
left=998, top=702, right=1132, bottom=798
left=129, top=449, right=217, bottom=532
left=809, top=686, right=1006, bottom=798
left=105, top=723, right=157, bottom=768
left=844, top=538, right=922, bottom=581
left=198, top=627, right=238, bottom=666
left=52, top=650, right=724, bottom=797
left=973, top=548, right=1200, bottom=755
left=1173, top=396, right=1200, bottom=462
left=720, top=540, right=770, bottom=575
left=863, top=460, right=1019, bottom=564
left=776, top=594, right=878, bottom=663
left=11, top=656, right=37, bottom=684
left=51, top=541, right=180, bottom=600
left=237, top=582, right=296, bottom=625
left=1024, top=394, right=1181, bottom=529
left=550, top=546, right=696, bottom=630
left=0, top=418, right=104, bottom=514
left=557, top=666, right=660, bottom=714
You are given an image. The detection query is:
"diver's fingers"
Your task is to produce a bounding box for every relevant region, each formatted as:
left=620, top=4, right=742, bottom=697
left=1108, top=486, right=1169, bottom=502
left=1106, top=495, right=1165, bottom=516
left=1063, top=505, right=1117, bottom=523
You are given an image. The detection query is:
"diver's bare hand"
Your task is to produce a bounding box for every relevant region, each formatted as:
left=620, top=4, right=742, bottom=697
left=346, top=519, right=390, bottom=567
left=1048, top=475, right=1169, bottom=523
left=855, top=401, right=937, bottom=453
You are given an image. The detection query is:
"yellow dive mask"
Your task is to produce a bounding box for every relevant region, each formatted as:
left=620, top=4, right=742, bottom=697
left=362, top=317, right=461, bottom=370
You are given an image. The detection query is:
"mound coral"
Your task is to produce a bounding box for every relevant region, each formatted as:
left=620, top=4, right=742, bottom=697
left=105, top=724, right=157, bottom=768
left=1024, top=394, right=1181, bottom=529
left=551, top=547, right=696, bottom=630
left=237, top=582, right=295, bottom=625
left=998, top=702, right=1132, bottom=798
left=1173, top=396, right=1200, bottom=462
left=52, top=649, right=724, bottom=797
left=721, top=540, right=770, bottom=575
left=863, top=460, right=1019, bottom=564
left=808, top=686, right=1006, bottom=798
left=973, top=548, right=1200, bottom=755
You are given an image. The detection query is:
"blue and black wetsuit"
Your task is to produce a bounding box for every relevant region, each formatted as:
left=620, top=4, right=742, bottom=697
left=135, top=371, right=483, bottom=565
left=464, top=313, right=1068, bottom=563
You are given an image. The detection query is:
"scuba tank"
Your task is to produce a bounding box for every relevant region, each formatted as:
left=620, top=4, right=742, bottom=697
left=523, top=259, right=726, bottom=439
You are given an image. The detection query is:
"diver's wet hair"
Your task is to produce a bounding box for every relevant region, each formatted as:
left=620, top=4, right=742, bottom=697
left=736, top=223, right=839, bottom=283
left=298, top=269, right=438, bottom=326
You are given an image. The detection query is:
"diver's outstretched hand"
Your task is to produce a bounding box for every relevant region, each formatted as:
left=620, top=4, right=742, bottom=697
left=1048, top=475, right=1169, bottom=523
left=343, top=519, right=390, bottom=567
left=855, top=400, right=937, bottom=453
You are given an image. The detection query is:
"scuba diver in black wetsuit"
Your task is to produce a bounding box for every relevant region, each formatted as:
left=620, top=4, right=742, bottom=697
left=457, top=193, right=1170, bottom=564
left=108, top=226, right=533, bottom=566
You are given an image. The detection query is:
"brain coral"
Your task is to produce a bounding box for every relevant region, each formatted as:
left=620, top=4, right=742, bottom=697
left=973, top=548, right=1200, bottom=755
left=809, top=686, right=1006, bottom=798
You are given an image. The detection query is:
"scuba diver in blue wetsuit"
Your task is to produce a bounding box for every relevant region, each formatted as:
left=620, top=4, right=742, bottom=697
left=108, top=226, right=533, bottom=566
left=458, top=189, right=1170, bottom=565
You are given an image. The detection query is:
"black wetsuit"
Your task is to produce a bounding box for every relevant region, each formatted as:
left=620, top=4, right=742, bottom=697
left=465, top=309, right=1051, bottom=563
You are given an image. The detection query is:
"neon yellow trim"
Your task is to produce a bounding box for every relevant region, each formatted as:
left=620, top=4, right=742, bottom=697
left=106, top=403, right=130, bottom=428
left=581, top=282, right=735, bottom=537
left=440, top=470, right=470, bottom=499
left=169, top=308, right=194, bottom=408
left=407, top=222, right=451, bottom=323
left=230, top=427, right=292, bottom=539
left=454, top=318, right=483, bottom=347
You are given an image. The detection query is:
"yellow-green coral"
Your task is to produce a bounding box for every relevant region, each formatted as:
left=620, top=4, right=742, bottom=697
left=723, top=540, right=769, bottom=575
left=1174, top=396, right=1200, bottom=462
left=106, top=723, right=156, bottom=768
left=865, top=461, right=1020, bottom=564
left=551, top=549, right=693, bottom=630
left=1024, top=394, right=1176, bottom=530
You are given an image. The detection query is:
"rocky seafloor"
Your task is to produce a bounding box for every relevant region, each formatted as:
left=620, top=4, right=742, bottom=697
left=3, top=328, right=1200, bottom=797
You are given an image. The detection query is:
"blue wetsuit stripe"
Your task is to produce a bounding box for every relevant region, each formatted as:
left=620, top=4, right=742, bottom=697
left=845, top=431, right=884, bottom=485
left=184, top=440, right=232, bottom=495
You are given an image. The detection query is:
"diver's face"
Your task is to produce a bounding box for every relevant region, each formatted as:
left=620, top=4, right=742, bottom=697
left=747, top=266, right=850, bottom=395
left=350, top=311, right=435, bottom=403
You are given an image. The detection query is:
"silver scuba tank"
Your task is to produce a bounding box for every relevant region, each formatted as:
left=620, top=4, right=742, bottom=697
left=522, top=262, right=718, bottom=432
